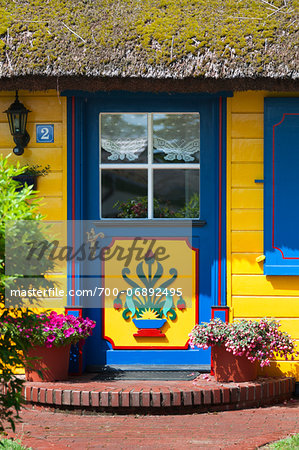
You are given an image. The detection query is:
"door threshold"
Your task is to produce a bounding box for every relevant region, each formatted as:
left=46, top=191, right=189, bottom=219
left=87, top=364, right=210, bottom=372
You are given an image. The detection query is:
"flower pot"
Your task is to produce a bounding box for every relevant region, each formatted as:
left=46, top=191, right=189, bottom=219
left=212, top=345, right=258, bottom=383
left=25, top=344, right=71, bottom=382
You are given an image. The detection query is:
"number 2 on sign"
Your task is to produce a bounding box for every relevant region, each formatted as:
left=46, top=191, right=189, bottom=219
left=40, top=127, right=50, bottom=140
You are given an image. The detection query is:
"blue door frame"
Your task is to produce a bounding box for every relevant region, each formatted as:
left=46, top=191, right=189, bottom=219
left=64, top=91, right=227, bottom=369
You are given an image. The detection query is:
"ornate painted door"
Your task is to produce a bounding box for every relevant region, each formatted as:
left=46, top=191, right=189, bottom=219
left=67, top=92, right=224, bottom=369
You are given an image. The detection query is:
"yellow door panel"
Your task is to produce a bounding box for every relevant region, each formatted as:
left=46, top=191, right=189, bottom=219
left=231, top=113, right=264, bottom=139
left=231, top=231, right=263, bottom=253
left=103, top=239, right=198, bottom=349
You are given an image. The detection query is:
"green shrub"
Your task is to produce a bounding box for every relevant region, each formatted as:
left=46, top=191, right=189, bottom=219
left=0, top=438, right=31, bottom=449
left=0, top=155, right=53, bottom=432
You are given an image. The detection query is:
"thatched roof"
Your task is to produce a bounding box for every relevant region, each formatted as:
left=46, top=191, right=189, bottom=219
left=0, top=0, right=298, bottom=92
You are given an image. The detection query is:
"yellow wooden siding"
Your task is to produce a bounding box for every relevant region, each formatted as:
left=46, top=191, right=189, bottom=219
left=231, top=210, right=263, bottom=231
left=232, top=163, right=263, bottom=188
left=232, top=254, right=264, bottom=274
left=232, top=139, right=263, bottom=162
left=258, top=361, right=299, bottom=379
left=0, top=91, right=67, bottom=324
left=0, top=91, right=67, bottom=220
left=233, top=297, right=299, bottom=318
left=227, top=91, right=299, bottom=379
left=231, top=231, right=263, bottom=253
left=232, top=188, right=263, bottom=209
left=231, top=114, right=264, bottom=139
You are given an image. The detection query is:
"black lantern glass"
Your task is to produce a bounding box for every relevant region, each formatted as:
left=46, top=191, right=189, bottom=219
left=4, top=91, right=31, bottom=155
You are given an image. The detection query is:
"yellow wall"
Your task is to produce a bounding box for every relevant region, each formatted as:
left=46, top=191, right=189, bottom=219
left=227, top=91, right=299, bottom=380
left=0, top=90, right=67, bottom=220
left=0, top=91, right=67, bottom=317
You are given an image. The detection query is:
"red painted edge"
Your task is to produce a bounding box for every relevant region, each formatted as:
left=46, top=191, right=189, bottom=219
left=218, top=97, right=222, bottom=306
left=272, top=113, right=299, bottom=259
left=210, top=306, right=229, bottom=374
left=102, top=238, right=199, bottom=350
left=133, top=329, right=166, bottom=337
left=65, top=308, right=82, bottom=318
left=71, top=96, right=76, bottom=305
left=211, top=306, right=229, bottom=322
left=65, top=307, right=83, bottom=375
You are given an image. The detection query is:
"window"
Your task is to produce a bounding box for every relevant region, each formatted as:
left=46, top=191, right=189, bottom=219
left=100, top=113, right=200, bottom=219
left=264, top=98, right=299, bottom=275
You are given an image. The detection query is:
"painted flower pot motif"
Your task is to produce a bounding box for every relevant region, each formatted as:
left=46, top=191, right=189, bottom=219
left=133, top=319, right=167, bottom=337
left=212, top=345, right=258, bottom=383
left=25, top=344, right=71, bottom=382
left=113, top=251, right=187, bottom=338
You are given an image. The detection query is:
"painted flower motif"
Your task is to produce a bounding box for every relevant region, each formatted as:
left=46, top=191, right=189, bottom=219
left=177, top=298, right=186, bottom=310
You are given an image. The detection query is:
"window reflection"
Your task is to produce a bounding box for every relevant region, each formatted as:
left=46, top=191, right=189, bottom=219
left=101, top=170, right=147, bottom=218
left=154, top=170, right=200, bottom=218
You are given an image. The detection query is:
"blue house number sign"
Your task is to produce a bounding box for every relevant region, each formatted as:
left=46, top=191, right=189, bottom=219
left=36, top=124, right=54, bottom=143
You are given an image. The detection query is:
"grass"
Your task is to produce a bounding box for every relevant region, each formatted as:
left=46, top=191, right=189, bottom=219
left=266, top=434, right=299, bottom=449
left=0, top=438, right=31, bottom=449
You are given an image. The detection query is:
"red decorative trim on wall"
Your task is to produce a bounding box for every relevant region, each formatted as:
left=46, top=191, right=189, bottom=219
left=71, top=97, right=76, bottom=305
left=272, top=113, right=299, bottom=259
left=218, top=97, right=223, bottom=306
left=65, top=308, right=83, bottom=375
left=211, top=306, right=229, bottom=322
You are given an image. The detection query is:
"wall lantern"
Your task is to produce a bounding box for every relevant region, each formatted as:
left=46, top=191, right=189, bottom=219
left=4, top=91, right=31, bottom=156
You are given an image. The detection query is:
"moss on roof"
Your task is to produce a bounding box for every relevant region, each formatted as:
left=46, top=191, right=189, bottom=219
left=0, top=0, right=298, bottom=80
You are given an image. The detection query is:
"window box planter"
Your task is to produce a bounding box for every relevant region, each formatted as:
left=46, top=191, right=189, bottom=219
left=13, top=174, right=37, bottom=191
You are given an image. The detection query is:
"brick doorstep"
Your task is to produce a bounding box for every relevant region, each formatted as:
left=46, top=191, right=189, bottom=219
left=22, top=376, right=295, bottom=414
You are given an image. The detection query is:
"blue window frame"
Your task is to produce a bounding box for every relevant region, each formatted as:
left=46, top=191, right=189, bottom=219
left=264, top=98, right=299, bottom=275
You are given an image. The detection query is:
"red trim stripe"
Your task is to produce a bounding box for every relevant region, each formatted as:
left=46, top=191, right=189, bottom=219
left=71, top=97, right=76, bottom=305
left=217, top=97, right=223, bottom=306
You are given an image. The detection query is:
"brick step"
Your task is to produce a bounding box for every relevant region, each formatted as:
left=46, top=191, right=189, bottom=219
left=22, top=374, right=296, bottom=413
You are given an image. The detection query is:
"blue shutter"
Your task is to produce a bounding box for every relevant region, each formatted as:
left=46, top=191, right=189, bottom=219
left=264, top=98, right=299, bottom=275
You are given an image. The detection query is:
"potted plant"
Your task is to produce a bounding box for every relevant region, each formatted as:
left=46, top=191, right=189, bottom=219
left=16, top=311, right=96, bottom=382
left=13, top=164, right=50, bottom=191
left=189, top=318, right=298, bottom=382
left=114, top=193, right=199, bottom=218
